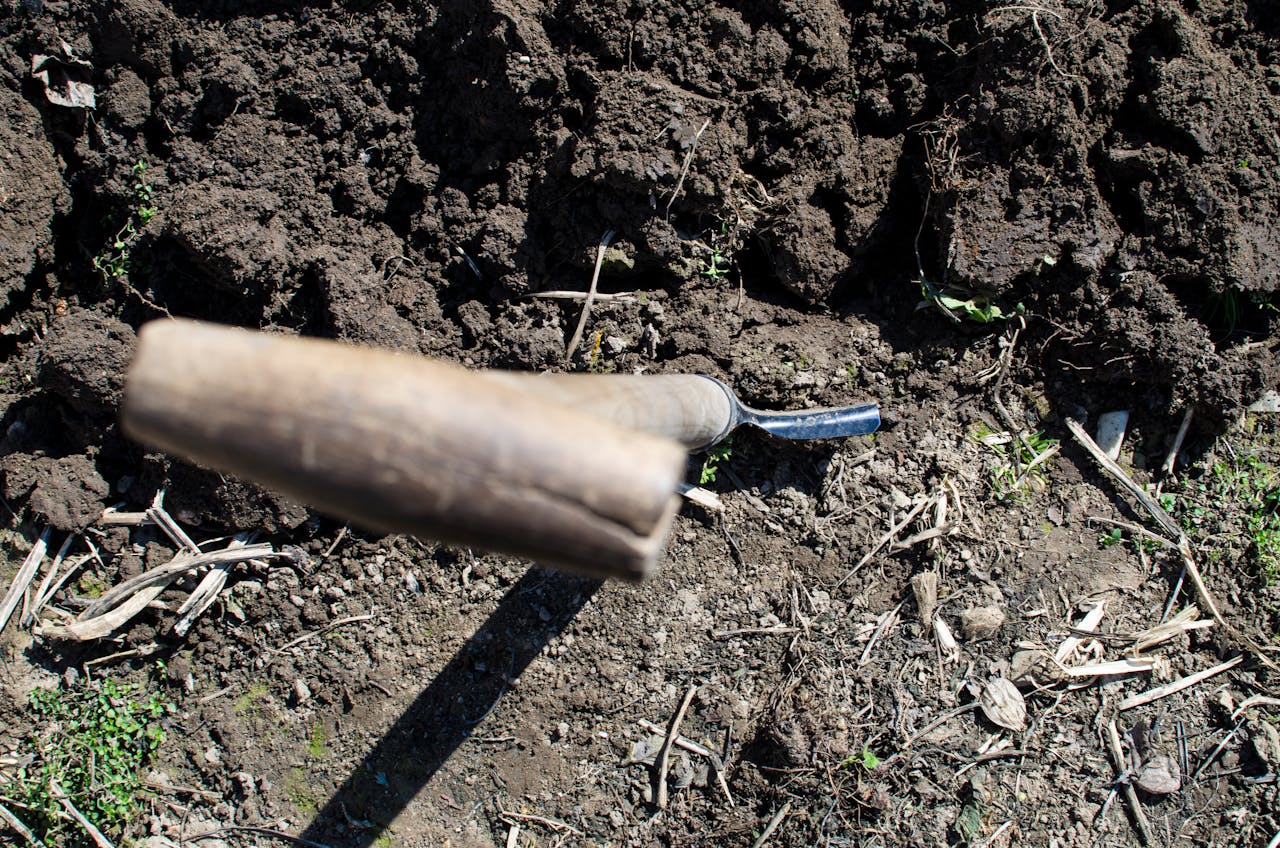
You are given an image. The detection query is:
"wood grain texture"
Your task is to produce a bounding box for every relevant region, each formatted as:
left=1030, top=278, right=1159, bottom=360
left=122, top=320, right=687, bottom=580
left=479, top=372, right=734, bottom=449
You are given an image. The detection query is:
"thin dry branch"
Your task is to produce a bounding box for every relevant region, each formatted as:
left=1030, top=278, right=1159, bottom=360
left=1117, top=655, right=1244, bottom=711
left=836, top=495, right=932, bottom=587
left=637, top=718, right=734, bottom=806
left=564, top=229, right=616, bottom=362
left=496, top=803, right=584, bottom=835
left=0, top=528, right=49, bottom=635
left=0, top=800, right=42, bottom=846
left=665, top=118, right=712, bottom=217
left=1104, top=719, right=1154, bottom=845
left=1162, top=409, right=1194, bottom=475
left=40, top=543, right=279, bottom=641
left=750, top=801, right=791, bottom=848
left=23, top=535, right=72, bottom=628
left=51, top=782, right=115, bottom=848
left=530, top=290, right=638, bottom=304
left=654, top=686, right=697, bottom=809
left=183, top=825, right=332, bottom=847
left=267, top=613, right=375, bottom=660
left=1064, top=417, right=1270, bottom=669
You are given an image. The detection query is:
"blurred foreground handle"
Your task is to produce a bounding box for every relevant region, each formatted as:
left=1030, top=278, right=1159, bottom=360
left=121, top=320, right=686, bottom=581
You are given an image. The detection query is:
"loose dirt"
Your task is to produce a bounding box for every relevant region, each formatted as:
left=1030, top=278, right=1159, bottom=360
left=2, top=1, right=1278, bottom=846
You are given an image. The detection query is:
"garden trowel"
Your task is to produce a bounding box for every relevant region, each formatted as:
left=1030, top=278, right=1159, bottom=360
left=122, top=320, right=879, bottom=581
left=481, top=371, right=879, bottom=450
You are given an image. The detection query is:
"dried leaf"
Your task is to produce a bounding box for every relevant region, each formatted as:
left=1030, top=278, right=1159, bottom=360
left=30, top=52, right=95, bottom=109
left=979, top=677, right=1027, bottom=732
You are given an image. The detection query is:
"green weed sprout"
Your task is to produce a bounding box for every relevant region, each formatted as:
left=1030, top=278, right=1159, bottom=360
left=698, top=223, right=732, bottom=281
left=93, top=160, right=158, bottom=284
left=699, top=439, right=733, bottom=485
left=841, top=745, right=880, bottom=770
left=920, top=278, right=1008, bottom=324
left=974, top=424, right=1059, bottom=502
left=2, top=678, right=171, bottom=844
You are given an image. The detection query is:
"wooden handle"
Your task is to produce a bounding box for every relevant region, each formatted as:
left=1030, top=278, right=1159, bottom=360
left=121, top=320, right=687, bottom=581
left=479, top=373, right=735, bottom=449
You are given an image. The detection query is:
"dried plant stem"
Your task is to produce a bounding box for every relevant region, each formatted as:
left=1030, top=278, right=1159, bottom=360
left=1117, top=655, right=1244, bottom=711
left=1104, top=720, right=1154, bottom=846
left=654, top=686, right=697, bottom=809
left=750, top=801, right=791, bottom=848
left=0, top=528, right=49, bottom=635
left=1062, top=418, right=1277, bottom=669
left=564, top=229, right=615, bottom=362
left=51, top=782, right=115, bottom=848
left=0, top=801, right=42, bottom=846
left=666, top=118, right=712, bottom=217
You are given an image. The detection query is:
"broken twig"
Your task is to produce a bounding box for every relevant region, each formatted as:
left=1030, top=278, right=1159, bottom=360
left=0, top=528, right=49, bottom=635
left=51, top=781, right=115, bottom=848
left=564, top=229, right=615, bottom=362
left=654, top=685, right=697, bottom=809
left=1104, top=719, right=1154, bottom=846
left=0, top=801, right=43, bottom=847
left=1118, top=655, right=1244, bottom=711
left=750, top=801, right=791, bottom=848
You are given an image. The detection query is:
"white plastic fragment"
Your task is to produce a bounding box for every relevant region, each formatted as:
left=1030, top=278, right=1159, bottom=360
left=1248, top=389, right=1280, bottom=413
left=934, top=616, right=959, bottom=661
left=1095, top=410, right=1129, bottom=461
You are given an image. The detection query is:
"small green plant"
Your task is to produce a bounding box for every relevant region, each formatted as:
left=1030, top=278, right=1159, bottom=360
left=1175, top=447, right=1280, bottom=585
left=1, top=678, right=171, bottom=844
left=699, top=439, right=733, bottom=485
left=306, top=722, right=330, bottom=758
left=233, top=680, right=270, bottom=715
left=842, top=745, right=880, bottom=770
left=698, top=224, right=732, bottom=281
left=974, top=424, right=1059, bottom=502
left=1207, top=456, right=1280, bottom=583
left=921, top=279, right=1007, bottom=324
left=1098, top=527, right=1123, bottom=547
left=93, top=160, right=158, bottom=284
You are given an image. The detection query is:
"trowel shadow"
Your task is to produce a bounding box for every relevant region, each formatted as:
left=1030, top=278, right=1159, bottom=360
left=299, top=567, right=600, bottom=847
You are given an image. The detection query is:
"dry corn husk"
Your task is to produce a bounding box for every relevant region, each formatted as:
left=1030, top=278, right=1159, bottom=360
left=979, top=677, right=1027, bottom=732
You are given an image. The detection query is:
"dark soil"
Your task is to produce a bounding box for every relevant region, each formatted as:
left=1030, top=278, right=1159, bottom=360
left=2, top=1, right=1279, bottom=846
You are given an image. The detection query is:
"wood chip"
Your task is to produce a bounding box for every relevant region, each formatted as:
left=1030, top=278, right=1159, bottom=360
left=677, top=483, right=724, bottom=512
